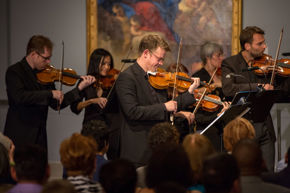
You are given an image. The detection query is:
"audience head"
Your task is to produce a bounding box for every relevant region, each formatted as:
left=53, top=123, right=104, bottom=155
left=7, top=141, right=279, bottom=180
left=41, top=179, right=77, bottom=193
left=60, top=133, right=97, bottom=177
left=182, top=133, right=215, bottom=180
left=138, top=34, right=170, bottom=56
left=146, top=143, right=194, bottom=189
left=232, top=139, right=264, bottom=176
left=200, top=42, right=224, bottom=67
left=223, top=117, right=255, bottom=152
left=99, top=159, right=137, bottom=193
left=81, top=120, right=110, bottom=153
left=240, top=26, right=265, bottom=50
left=148, top=122, right=180, bottom=151
left=88, top=48, right=114, bottom=77
left=11, top=144, right=48, bottom=184
left=202, top=153, right=240, bottom=193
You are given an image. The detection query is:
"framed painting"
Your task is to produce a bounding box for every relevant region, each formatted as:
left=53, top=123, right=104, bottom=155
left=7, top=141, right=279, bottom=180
left=87, top=0, right=242, bottom=74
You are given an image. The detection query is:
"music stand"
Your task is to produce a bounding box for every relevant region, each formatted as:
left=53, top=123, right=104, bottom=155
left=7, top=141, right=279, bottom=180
left=245, top=89, right=281, bottom=123
left=200, top=103, right=251, bottom=135
left=231, top=90, right=257, bottom=105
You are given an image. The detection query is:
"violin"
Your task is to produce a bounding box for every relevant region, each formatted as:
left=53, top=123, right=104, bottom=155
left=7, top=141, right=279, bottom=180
left=148, top=68, right=215, bottom=92
left=252, top=54, right=290, bottom=77
left=100, top=68, right=120, bottom=89
left=193, top=91, right=223, bottom=112
left=37, top=64, right=81, bottom=86
left=148, top=68, right=204, bottom=92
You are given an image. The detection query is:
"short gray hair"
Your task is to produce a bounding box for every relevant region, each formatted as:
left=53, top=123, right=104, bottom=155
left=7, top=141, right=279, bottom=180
left=200, top=42, right=223, bottom=64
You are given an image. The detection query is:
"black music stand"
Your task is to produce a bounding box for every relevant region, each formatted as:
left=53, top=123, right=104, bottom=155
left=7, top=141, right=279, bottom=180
left=244, top=89, right=281, bottom=123
left=200, top=89, right=281, bottom=151
left=231, top=90, right=257, bottom=105
left=200, top=103, right=251, bottom=135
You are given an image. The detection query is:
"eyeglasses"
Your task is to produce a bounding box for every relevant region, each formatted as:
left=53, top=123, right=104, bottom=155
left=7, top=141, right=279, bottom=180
left=150, top=51, right=164, bottom=63
left=36, top=51, right=51, bottom=61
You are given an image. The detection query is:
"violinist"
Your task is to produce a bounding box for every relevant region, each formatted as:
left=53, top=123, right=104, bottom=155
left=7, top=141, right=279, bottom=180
left=70, top=48, right=116, bottom=124
left=192, top=42, right=230, bottom=150
left=221, top=26, right=289, bottom=171
left=3, top=35, right=96, bottom=151
left=70, top=48, right=121, bottom=159
left=115, top=34, right=200, bottom=167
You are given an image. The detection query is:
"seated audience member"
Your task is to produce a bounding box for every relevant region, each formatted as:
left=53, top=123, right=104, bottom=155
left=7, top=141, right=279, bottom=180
left=8, top=144, right=49, bottom=193
left=41, top=179, right=77, bottom=193
left=137, top=122, right=180, bottom=188
left=182, top=134, right=216, bottom=193
left=145, top=144, right=196, bottom=192
left=202, top=152, right=241, bottom=193
left=232, top=139, right=290, bottom=193
left=223, top=117, right=255, bottom=153
left=63, top=120, right=110, bottom=182
left=81, top=120, right=110, bottom=181
left=99, top=159, right=137, bottom=193
left=262, top=146, right=290, bottom=188
left=0, top=143, right=14, bottom=193
left=60, top=133, right=102, bottom=193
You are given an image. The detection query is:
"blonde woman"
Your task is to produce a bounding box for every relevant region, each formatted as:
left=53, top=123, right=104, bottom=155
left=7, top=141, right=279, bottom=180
left=182, top=133, right=216, bottom=193
left=223, top=117, right=255, bottom=153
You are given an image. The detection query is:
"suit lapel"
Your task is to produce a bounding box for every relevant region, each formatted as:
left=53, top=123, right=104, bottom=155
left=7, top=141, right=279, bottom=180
left=131, top=64, right=161, bottom=104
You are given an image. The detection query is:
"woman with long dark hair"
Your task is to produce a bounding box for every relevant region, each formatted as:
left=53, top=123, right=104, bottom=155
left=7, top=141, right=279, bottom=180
left=70, top=48, right=115, bottom=124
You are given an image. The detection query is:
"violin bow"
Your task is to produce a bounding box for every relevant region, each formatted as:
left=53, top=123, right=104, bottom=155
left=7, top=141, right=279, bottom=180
left=170, top=38, right=183, bottom=125
left=57, top=41, right=65, bottom=114
left=270, top=27, right=284, bottom=85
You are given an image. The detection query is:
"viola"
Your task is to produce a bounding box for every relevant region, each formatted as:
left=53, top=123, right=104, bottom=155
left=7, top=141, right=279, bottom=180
left=37, top=64, right=81, bottom=86
left=252, top=54, right=290, bottom=77
left=194, top=91, right=223, bottom=112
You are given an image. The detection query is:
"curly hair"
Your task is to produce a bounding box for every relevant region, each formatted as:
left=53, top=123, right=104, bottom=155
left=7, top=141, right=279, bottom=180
left=148, top=122, right=180, bottom=151
left=60, top=133, right=97, bottom=176
left=81, top=120, right=110, bottom=152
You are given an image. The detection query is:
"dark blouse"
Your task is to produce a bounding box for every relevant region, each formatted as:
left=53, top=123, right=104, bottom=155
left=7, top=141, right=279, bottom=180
left=192, top=68, right=225, bottom=150
left=70, top=83, right=118, bottom=125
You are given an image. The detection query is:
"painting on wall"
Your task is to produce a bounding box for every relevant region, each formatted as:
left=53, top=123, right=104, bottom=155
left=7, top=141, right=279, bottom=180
left=87, top=0, right=242, bottom=74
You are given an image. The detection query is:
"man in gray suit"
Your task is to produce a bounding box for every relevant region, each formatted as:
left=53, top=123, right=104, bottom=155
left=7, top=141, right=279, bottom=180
left=116, top=34, right=199, bottom=167
left=232, top=139, right=290, bottom=193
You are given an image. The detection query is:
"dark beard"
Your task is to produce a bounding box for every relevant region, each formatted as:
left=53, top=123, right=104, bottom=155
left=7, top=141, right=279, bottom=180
left=251, top=51, right=264, bottom=59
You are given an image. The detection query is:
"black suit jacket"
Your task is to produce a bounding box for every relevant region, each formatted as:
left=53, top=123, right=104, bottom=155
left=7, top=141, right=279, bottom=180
left=221, top=52, right=276, bottom=141
left=116, top=63, right=195, bottom=166
left=4, top=58, right=82, bottom=149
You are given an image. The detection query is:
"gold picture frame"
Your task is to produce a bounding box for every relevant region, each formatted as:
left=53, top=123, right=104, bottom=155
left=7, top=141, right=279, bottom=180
left=87, top=0, right=242, bottom=69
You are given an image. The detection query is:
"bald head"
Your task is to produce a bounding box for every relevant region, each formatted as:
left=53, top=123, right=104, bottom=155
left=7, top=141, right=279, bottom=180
left=232, top=139, right=263, bottom=176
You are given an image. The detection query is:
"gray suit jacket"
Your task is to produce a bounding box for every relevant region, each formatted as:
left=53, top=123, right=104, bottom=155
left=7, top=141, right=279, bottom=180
left=241, top=176, right=290, bottom=193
